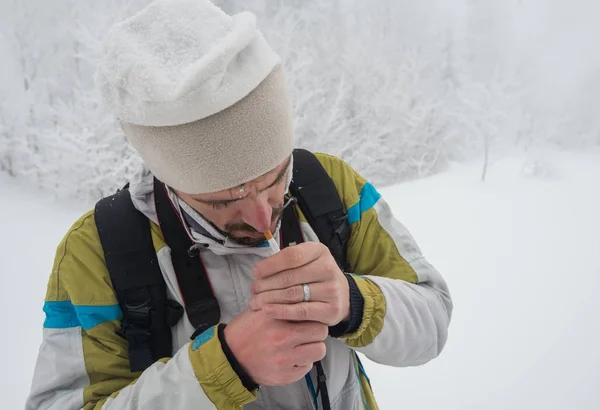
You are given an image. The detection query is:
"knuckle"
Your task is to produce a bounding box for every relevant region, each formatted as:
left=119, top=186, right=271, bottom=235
left=317, top=242, right=328, bottom=253
left=279, top=271, right=294, bottom=288
left=278, top=305, right=290, bottom=319
left=285, top=286, right=302, bottom=302
left=316, top=323, right=328, bottom=340
left=253, top=294, right=264, bottom=306
left=260, top=293, right=273, bottom=305
left=260, top=291, right=272, bottom=304
left=320, top=324, right=329, bottom=339
left=317, top=242, right=333, bottom=258
left=272, top=327, right=291, bottom=347
left=258, top=307, right=271, bottom=320
left=318, top=343, right=326, bottom=360
left=311, top=342, right=326, bottom=361
left=296, top=304, right=310, bottom=320
left=324, top=281, right=337, bottom=294
left=323, top=308, right=338, bottom=326
left=330, top=302, right=342, bottom=317
left=288, top=247, right=303, bottom=265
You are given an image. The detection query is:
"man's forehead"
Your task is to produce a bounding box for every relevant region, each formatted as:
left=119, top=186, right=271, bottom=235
left=188, top=156, right=291, bottom=200
left=242, top=156, right=291, bottom=186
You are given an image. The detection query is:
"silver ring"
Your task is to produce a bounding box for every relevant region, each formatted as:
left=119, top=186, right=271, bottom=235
left=302, top=283, right=311, bottom=302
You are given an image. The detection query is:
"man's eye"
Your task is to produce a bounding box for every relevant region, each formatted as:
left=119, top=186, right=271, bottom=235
left=271, top=172, right=285, bottom=187
left=212, top=202, right=230, bottom=209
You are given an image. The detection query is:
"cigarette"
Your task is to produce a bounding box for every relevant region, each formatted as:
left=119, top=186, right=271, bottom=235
left=264, top=230, right=280, bottom=253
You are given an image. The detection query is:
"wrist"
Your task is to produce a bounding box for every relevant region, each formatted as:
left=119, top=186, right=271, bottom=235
left=219, top=324, right=259, bottom=391
left=329, top=274, right=364, bottom=337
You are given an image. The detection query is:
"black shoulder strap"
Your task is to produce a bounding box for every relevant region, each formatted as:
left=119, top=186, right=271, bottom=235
left=153, top=178, right=221, bottom=337
left=288, top=148, right=351, bottom=271
left=281, top=150, right=342, bottom=410
left=95, top=188, right=181, bottom=372
left=281, top=205, right=333, bottom=410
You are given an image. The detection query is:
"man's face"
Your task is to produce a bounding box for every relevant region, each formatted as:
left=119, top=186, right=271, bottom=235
left=175, top=156, right=291, bottom=246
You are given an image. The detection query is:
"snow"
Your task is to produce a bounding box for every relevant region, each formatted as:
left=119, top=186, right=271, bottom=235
left=4, top=0, right=600, bottom=202
left=0, top=175, right=85, bottom=409
left=2, top=151, right=599, bottom=409
left=366, top=151, right=600, bottom=409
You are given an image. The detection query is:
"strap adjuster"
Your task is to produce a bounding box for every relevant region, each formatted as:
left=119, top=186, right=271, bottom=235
left=126, top=300, right=152, bottom=327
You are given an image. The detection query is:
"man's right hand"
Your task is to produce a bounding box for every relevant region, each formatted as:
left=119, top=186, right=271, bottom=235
left=224, top=308, right=328, bottom=386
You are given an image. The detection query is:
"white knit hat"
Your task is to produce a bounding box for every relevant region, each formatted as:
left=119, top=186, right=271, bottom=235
left=94, top=0, right=295, bottom=194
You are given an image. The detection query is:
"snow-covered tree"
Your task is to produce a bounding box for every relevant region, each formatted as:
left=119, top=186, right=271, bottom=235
left=1, top=0, right=598, bottom=201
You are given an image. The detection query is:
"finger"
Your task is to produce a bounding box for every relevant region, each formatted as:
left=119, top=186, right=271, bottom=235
left=252, top=259, right=328, bottom=295
left=265, top=302, right=333, bottom=325
left=291, top=341, right=327, bottom=366
left=288, top=321, right=329, bottom=346
left=250, top=282, right=335, bottom=309
left=253, top=242, right=325, bottom=279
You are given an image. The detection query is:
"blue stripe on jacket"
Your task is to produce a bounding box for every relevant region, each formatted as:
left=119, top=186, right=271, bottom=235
left=43, top=300, right=122, bottom=330
left=347, top=182, right=382, bottom=224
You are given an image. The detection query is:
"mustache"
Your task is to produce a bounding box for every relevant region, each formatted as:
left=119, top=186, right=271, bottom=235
left=224, top=206, right=284, bottom=233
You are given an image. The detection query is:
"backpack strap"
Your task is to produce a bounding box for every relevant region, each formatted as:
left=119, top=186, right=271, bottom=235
left=153, top=178, right=221, bottom=336
left=289, top=148, right=351, bottom=271
left=280, top=205, right=332, bottom=410
left=282, top=149, right=351, bottom=410
left=95, top=188, right=182, bottom=372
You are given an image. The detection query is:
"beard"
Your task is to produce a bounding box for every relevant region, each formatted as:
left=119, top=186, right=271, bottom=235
left=221, top=205, right=285, bottom=246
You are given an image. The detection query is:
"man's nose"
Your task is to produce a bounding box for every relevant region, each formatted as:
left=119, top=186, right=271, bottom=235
left=240, top=193, right=273, bottom=233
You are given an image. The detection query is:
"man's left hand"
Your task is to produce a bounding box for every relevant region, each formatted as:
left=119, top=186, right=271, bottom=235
left=250, top=242, right=350, bottom=327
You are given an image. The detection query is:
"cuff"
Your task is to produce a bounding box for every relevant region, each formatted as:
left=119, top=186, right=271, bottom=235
left=329, top=274, right=365, bottom=338
left=340, top=275, right=386, bottom=348
left=218, top=324, right=259, bottom=391
left=189, top=324, right=257, bottom=408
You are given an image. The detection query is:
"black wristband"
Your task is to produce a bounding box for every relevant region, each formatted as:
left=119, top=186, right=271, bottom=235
left=217, top=324, right=259, bottom=391
left=329, top=274, right=365, bottom=338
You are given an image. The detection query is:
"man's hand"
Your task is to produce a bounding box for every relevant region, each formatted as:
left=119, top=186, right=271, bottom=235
left=224, top=309, right=327, bottom=386
left=249, top=242, right=350, bottom=326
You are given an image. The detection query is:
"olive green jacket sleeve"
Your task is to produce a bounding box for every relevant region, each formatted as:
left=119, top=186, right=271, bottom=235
left=25, top=212, right=255, bottom=410
left=316, top=153, right=453, bottom=367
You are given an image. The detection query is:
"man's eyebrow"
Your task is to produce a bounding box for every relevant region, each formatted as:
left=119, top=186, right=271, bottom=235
left=193, top=157, right=290, bottom=205
left=262, top=157, right=290, bottom=191
left=194, top=196, right=243, bottom=205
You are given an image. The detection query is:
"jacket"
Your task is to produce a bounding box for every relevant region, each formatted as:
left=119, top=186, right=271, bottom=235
left=25, top=152, right=452, bottom=409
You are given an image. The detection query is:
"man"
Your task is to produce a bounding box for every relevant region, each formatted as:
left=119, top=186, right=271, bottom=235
left=25, top=1, right=452, bottom=409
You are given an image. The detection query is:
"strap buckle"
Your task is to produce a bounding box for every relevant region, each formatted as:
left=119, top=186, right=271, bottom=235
left=126, top=299, right=152, bottom=327
left=121, top=299, right=154, bottom=372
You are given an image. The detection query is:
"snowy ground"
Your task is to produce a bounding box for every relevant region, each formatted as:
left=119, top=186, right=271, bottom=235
left=2, top=151, right=599, bottom=409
